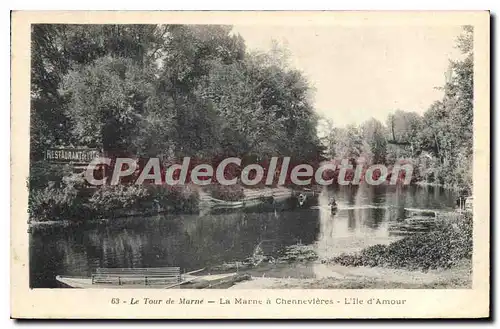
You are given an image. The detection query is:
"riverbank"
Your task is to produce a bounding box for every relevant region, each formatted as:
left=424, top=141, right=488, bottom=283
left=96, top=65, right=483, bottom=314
left=229, top=213, right=472, bottom=289
left=28, top=180, right=200, bottom=225
left=230, top=259, right=471, bottom=289
left=29, top=185, right=297, bottom=230
left=414, top=180, right=470, bottom=192
left=28, top=212, right=166, bottom=232
left=325, top=213, right=472, bottom=270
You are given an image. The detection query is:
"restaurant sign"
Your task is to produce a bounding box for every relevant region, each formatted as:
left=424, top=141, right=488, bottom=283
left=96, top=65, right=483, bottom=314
left=45, top=147, right=100, bottom=164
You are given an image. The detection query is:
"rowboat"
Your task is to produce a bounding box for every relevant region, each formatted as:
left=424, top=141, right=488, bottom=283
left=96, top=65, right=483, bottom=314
left=56, top=267, right=247, bottom=289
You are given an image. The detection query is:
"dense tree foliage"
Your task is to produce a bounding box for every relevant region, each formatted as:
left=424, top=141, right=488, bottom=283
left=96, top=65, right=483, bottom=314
left=322, top=26, right=473, bottom=189
left=31, top=24, right=322, bottom=167
left=32, top=25, right=472, bottom=192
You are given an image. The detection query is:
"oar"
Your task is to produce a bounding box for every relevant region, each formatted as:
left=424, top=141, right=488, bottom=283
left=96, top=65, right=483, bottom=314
left=163, top=276, right=200, bottom=289
left=184, top=268, right=206, bottom=275
left=163, top=268, right=207, bottom=289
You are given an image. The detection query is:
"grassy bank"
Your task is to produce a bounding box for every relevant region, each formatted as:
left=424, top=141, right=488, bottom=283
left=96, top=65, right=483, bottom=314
left=231, top=263, right=472, bottom=289
left=28, top=173, right=200, bottom=225
left=324, top=214, right=472, bottom=271
left=217, top=213, right=472, bottom=276
left=228, top=214, right=472, bottom=289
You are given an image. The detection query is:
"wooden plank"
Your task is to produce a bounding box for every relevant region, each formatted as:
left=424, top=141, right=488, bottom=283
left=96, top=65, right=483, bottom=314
left=96, top=267, right=180, bottom=270
left=93, top=273, right=181, bottom=278
left=96, top=267, right=180, bottom=271
left=92, top=274, right=180, bottom=278
left=92, top=267, right=182, bottom=286
left=95, top=272, right=181, bottom=275
left=92, top=274, right=181, bottom=286
left=96, top=270, right=181, bottom=273
left=95, top=268, right=180, bottom=275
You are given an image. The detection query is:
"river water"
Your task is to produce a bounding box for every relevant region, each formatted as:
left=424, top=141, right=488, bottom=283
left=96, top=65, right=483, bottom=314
left=30, top=185, right=457, bottom=288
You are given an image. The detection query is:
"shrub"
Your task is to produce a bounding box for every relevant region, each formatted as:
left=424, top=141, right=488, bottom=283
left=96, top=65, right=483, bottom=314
left=28, top=161, right=74, bottom=190
left=207, top=183, right=245, bottom=201
left=327, top=214, right=473, bottom=271
left=88, top=184, right=151, bottom=215
left=28, top=182, right=88, bottom=222
left=88, top=184, right=200, bottom=217
left=279, top=244, right=318, bottom=262
left=147, top=184, right=199, bottom=213
left=29, top=176, right=201, bottom=222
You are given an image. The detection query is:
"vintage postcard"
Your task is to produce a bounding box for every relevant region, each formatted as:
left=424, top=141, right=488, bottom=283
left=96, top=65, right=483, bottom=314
left=11, top=11, right=490, bottom=319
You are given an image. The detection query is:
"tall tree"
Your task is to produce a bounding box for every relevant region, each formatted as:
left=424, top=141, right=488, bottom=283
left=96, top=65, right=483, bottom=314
left=361, top=118, right=387, bottom=164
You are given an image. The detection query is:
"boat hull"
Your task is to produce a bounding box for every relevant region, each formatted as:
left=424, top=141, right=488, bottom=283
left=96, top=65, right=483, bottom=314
left=56, top=273, right=246, bottom=289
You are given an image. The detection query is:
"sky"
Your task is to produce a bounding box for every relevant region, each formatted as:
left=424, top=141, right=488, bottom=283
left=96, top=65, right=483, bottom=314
left=232, top=25, right=464, bottom=128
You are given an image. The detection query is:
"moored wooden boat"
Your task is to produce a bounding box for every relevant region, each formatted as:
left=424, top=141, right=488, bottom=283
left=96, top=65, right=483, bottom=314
left=56, top=267, right=245, bottom=289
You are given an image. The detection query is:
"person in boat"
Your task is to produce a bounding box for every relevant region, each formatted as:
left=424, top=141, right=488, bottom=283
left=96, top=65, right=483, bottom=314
left=297, top=193, right=307, bottom=206
left=328, top=196, right=337, bottom=210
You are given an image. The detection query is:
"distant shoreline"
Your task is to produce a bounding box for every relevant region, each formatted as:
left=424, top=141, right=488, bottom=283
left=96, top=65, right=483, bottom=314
left=413, top=181, right=465, bottom=191
left=28, top=183, right=460, bottom=231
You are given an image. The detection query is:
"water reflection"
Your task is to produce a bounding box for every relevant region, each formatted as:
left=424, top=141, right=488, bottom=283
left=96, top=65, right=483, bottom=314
left=315, top=186, right=395, bottom=259
left=30, top=185, right=457, bottom=288
left=30, top=209, right=322, bottom=287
